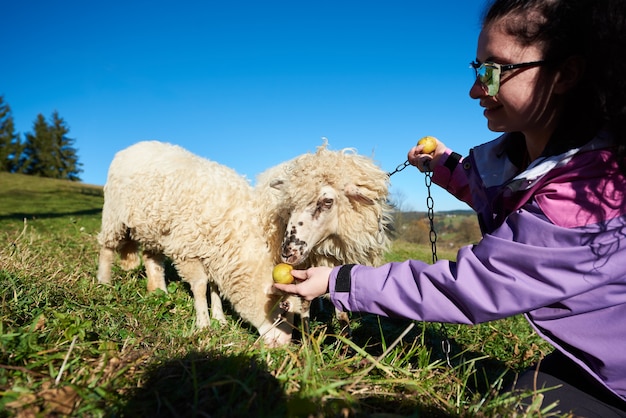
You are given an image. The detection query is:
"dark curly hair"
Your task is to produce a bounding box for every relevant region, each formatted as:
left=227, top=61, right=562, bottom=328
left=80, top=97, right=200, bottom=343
left=482, top=0, right=626, bottom=172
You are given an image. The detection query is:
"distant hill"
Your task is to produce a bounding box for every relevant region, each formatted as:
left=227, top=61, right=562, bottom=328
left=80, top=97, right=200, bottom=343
left=0, top=172, right=102, bottom=194
left=0, top=172, right=103, bottom=221
left=396, top=209, right=474, bottom=222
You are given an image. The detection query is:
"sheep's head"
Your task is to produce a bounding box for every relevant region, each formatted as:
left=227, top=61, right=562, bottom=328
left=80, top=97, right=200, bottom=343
left=269, top=144, right=392, bottom=267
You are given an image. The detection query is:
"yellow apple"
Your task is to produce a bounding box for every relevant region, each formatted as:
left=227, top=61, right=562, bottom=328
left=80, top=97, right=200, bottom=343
left=272, top=263, right=294, bottom=284
left=417, top=136, right=438, bottom=154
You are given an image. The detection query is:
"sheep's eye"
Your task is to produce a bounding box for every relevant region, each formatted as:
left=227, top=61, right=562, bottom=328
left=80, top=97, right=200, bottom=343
left=312, top=196, right=334, bottom=216
left=321, top=198, right=333, bottom=210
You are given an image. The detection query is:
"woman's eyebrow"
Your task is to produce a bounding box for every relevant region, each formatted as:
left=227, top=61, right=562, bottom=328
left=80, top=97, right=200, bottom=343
left=475, top=56, right=499, bottom=64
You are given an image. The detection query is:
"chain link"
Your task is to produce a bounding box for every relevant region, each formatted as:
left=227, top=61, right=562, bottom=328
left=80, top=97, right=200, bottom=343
left=387, top=159, right=411, bottom=177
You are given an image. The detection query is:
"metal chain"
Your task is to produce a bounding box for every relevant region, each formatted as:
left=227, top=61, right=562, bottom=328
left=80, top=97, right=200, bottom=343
left=424, top=170, right=452, bottom=367
left=424, top=171, right=438, bottom=264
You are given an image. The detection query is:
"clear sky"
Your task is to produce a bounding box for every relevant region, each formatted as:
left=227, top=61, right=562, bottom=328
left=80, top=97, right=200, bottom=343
left=3, top=0, right=496, bottom=212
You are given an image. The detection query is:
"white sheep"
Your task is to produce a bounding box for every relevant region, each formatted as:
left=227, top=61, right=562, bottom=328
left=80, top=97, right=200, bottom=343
left=96, top=140, right=302, bottom=347
left=256, top=141, right=393, bottom=330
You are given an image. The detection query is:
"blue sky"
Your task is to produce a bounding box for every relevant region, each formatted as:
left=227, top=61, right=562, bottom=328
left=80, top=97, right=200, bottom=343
left=3, top=0, right=495, bottom=212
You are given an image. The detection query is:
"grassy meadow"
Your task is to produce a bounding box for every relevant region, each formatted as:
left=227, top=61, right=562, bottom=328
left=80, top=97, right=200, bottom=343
left=0, top=172, right=565, bottom=417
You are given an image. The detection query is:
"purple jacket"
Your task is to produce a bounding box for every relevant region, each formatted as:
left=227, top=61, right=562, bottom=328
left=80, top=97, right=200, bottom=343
left=328, top=132, right=626, bottom=399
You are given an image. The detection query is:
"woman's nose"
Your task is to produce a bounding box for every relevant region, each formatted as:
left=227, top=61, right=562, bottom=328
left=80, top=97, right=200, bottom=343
left=469, top=78, right=487, bottom=99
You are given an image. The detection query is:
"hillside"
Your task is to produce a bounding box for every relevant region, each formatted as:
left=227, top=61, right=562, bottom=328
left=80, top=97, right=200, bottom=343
left=0, top=172, right=103, bottom=222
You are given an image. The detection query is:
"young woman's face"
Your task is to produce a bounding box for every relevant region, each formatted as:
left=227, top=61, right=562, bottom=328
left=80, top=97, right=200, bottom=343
left=470, top=18, right=561, bottom=149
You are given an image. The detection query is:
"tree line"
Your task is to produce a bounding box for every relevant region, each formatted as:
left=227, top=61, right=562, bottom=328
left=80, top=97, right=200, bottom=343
left=0, top=95, right=82, bottom=181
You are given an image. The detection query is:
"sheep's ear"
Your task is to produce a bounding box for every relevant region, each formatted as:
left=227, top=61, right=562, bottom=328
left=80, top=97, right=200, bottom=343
left=344, top=183, right=375, bottom=205
left=270, top=179, right=286, bottom=190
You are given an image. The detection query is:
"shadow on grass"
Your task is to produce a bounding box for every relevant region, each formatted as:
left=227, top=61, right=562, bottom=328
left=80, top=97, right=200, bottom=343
left=120, top=350, right=288, bottom=418
left=117, top=349, right=450, bottom=418
left=316, top=298, right=512, bottom=382
left=347, top=313, right=516, bottom=416
left=0, top=208, right=102, bottom=221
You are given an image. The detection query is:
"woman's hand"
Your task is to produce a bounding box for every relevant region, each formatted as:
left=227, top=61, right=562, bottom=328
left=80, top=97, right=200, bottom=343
left=408, top=137, right=446, bottom=172
left=273, top=266, right=333, bottom=301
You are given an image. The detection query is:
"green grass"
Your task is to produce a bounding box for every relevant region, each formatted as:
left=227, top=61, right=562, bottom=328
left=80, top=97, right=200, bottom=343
left=0, top=172, right=564, bottom=417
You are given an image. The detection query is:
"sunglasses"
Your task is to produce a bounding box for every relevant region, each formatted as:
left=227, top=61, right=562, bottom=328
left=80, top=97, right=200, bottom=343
left=470, top=60, right=547, bottom=96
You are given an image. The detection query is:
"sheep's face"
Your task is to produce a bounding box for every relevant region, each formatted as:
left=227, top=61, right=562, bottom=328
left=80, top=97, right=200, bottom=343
left=267, top=144, right=391, bottom=268
left=281, top=185, right=339, bottom=265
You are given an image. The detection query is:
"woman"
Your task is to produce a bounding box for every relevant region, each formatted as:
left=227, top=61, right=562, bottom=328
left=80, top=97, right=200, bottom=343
left=275, top=0, right=626, bottom=415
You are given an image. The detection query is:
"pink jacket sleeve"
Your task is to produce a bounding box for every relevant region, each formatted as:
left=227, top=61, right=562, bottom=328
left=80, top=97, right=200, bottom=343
left=431, top=149, right=474, bottom=209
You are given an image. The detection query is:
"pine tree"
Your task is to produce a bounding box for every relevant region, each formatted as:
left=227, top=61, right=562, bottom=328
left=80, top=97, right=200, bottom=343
left=50, top=112, right=82, bottom=181
left=20, top=114, right=51, bottom=177
left=20, top=111, right=82, bottom=181
left=0, top=95, right=23, bottom=172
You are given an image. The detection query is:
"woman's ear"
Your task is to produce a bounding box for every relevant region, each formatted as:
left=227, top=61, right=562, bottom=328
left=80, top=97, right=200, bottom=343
left=554, top=55, right=585, bottom=94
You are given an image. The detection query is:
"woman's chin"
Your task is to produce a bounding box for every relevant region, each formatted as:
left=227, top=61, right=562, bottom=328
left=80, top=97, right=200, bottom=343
left=486, top=122, right=506, bottom=132
left=484, top=112, right=507, bottom=132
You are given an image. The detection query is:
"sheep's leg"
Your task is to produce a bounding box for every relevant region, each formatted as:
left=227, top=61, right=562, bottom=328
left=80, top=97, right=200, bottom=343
left=209, top=282, right=227, bottom=324
left=142, top=251, right=167, bottom=293
left=175, top=259, right=211, bottom=329
left=300, top=299, right=311, bottom=335
left=97, top=247, right=116, bottom=284
left=118, top=239, right=141, bottom=271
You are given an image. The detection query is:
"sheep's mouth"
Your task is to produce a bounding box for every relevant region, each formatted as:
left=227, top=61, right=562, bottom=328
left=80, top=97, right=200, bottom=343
left=281, top=241, right=309, bottom=265
left=281, top=253, right=307, bottom=266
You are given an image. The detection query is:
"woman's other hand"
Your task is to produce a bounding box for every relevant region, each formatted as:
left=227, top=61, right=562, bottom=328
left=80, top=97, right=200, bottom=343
left=408, top=137, right=447, bottom=172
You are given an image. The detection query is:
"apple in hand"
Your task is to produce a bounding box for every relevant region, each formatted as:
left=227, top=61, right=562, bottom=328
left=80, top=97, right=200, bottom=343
left=417, top=136, right=438, bottom=154
left=272, top=263, right=294, bottom=284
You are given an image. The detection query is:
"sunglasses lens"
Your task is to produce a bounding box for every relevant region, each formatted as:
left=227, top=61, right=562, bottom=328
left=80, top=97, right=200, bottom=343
left=476, top=63, right=500, bottom=96
left=476, top=65, right=490, bottom=83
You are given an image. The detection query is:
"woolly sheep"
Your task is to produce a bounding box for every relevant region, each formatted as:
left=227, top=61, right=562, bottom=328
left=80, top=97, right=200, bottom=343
left=256, top=142, right=393, bottom=330
left=96, top=141, right=302, bottom=347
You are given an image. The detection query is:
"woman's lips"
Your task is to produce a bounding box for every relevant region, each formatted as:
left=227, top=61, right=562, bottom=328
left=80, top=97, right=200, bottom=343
left=483, top=104, right=502, bottom=118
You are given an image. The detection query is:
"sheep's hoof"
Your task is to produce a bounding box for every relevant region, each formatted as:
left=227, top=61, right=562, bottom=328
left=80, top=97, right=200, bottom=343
left=212, top=317, right=228, bottom=328
left=195, top=315, right=211, bottom=329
